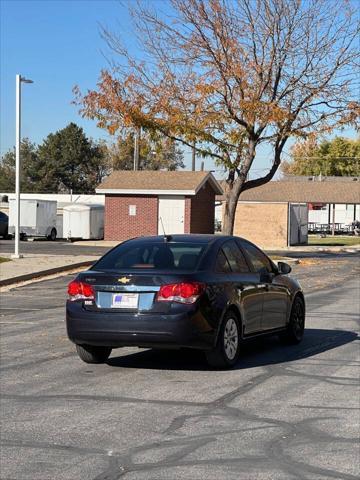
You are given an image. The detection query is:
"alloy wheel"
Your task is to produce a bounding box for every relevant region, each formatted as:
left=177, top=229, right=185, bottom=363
left=223, top=317, right=239, bottom=360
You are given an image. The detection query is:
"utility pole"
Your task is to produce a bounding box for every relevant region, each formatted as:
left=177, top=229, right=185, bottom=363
left=191, top=142, right=196, bottom=171
left=133, top=127, right=140, bottom=171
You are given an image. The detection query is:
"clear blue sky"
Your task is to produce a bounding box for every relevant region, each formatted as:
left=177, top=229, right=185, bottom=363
left=0, top=1, right=129, bottom=152
left=0, top=0, right=356, bottom=177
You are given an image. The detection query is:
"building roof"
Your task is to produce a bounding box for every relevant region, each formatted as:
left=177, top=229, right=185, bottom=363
left=96, top=170, right=223, bottom=196
left=236, top=178, right=360, bottom=204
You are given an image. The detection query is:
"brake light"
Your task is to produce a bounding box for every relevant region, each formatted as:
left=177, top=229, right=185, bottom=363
left=157, top=282, right=205, bottom=304
left=68, top=280, right=95, bottom=301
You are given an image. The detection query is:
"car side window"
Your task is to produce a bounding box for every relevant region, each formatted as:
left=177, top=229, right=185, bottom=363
left=222, top=240, right=250, bottom=273
left=241, top=240, right=273, bottom=274
left=215, top=249, right=232, bottom=273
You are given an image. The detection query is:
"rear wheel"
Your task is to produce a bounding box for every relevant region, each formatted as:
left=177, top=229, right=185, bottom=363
left=280, top=296, right=305, bottom=345
left=47, top=228, right=57, bottom=241
left=75, top=344, right=112, bottom=364
left=206, top=311, right=240, bottom=369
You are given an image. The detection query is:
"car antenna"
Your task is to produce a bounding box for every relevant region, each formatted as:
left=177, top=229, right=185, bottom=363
left=159, top=217, right=172, bottom=242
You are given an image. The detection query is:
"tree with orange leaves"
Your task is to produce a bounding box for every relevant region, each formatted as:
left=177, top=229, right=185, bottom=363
left=75, top=0, right=359, bottom=234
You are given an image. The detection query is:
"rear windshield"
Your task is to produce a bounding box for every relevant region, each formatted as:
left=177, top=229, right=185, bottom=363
left=93, top=242, right=207, bottom=271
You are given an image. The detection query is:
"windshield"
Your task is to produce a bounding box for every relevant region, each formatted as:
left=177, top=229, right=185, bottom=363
left=93, top=241, right=207, bottom=272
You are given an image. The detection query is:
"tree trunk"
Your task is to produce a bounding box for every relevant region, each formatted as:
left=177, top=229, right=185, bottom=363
left=222, top=176, right=247, bottom=235
left=221, top=142, right=285, bottom=235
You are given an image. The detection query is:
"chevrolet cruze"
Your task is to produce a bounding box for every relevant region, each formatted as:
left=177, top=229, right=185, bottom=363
left=66, top=235, right=305, bottom=368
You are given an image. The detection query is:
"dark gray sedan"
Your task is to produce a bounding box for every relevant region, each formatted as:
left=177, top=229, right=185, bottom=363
left=66, top=235, right=305, bottom=368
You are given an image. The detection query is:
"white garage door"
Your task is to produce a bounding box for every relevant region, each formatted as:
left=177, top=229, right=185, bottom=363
left=158, top=196, right=185, bottom=235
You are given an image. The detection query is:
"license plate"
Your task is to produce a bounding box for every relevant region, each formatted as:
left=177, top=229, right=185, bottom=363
left=111, top=293, right=139, bottom=309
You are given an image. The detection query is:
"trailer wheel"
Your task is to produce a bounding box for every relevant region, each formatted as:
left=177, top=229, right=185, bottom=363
left=48, top=228, right=57, bottom=241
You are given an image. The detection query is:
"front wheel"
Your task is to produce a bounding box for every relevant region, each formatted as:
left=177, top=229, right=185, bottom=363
left=75, top=344, right=112, bottom=364
left=205, top=312, right=241, bottom=368
left=280, top=296, right=305, bottom=345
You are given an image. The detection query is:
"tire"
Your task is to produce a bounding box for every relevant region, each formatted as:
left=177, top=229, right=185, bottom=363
left=47, top=228, right=57, bottom=241
left=75, top=344, right=112, bottom=364
left=280, top=296, right=305, bottom=345
left=206, top=311, right=241, bottom=368
left=20, top=233, right=26, bottom=241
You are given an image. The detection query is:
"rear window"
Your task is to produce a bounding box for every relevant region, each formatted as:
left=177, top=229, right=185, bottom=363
left=93, top=242, right=207, bottom=271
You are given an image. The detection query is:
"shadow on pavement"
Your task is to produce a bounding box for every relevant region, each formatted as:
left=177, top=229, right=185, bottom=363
left=107, top=328, right=358, bottom=371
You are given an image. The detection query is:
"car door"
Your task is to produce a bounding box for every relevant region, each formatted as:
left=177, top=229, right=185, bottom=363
left=221, top=240, right=263, bottom=335
left=239, top=239, right=290, bottom=331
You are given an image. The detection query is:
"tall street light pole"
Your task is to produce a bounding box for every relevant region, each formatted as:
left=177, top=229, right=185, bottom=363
left=12, top=74, right=33, bottom=259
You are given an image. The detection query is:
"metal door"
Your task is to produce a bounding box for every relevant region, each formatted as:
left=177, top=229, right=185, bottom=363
left=158, top=196, right=185, bottom=234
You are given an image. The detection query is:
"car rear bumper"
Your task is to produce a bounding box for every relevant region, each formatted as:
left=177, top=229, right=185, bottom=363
left=66, top=302, right=215, bottom=350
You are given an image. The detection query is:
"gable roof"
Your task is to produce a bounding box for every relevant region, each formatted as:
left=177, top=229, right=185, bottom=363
left=96, top=170, right=223, bottom=196
left=236, top=178, right=360, bottom=204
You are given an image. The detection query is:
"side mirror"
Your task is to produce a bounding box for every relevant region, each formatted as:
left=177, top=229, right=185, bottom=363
left=277, top=261, right=291, bottom=275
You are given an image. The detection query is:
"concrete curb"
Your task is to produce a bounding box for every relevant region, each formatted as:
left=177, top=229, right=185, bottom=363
left=270, top=256, right=300, bottom=265
left=281, top=257, right=300, bottom=264
left=0, top=260, right=94, bottom=287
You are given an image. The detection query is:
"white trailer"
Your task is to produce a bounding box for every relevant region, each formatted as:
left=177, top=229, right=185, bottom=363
left=63, top=204, right=104, bottom=240
left=8, top=199, right=57, bottom=240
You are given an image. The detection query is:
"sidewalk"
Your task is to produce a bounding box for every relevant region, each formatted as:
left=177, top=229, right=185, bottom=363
left=0, top=253, right=99, bottom=286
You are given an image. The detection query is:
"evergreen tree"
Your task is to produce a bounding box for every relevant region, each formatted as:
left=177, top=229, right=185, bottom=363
left=37, top=122, right=107, bottom=193
left=0, top=139, right=39, bottom=192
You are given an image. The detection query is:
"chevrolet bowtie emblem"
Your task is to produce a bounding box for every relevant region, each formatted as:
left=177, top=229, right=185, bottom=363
left=118, top=277, right=131, bottom=284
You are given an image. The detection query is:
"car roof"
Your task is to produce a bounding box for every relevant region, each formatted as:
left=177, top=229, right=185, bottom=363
left=127, top=234, right=236, bottom=245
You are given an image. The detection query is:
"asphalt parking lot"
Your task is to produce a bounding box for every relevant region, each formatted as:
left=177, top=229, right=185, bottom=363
left=1, top=257, right=359, bottom=479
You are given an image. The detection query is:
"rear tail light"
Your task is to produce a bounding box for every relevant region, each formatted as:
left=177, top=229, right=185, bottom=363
left=156, top=282, right=205, bottom=304
left=68, top=280, right=95, bottom=301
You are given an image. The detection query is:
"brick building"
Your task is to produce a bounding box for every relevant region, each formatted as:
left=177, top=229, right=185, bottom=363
left=96, top=171, right=222, bottom=241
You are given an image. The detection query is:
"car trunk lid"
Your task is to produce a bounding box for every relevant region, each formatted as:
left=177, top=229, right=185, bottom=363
left=77, top=270, right=194, bottom=313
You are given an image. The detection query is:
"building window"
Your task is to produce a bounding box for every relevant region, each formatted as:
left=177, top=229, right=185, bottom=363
left=129, top=205, right=136, bottom=216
